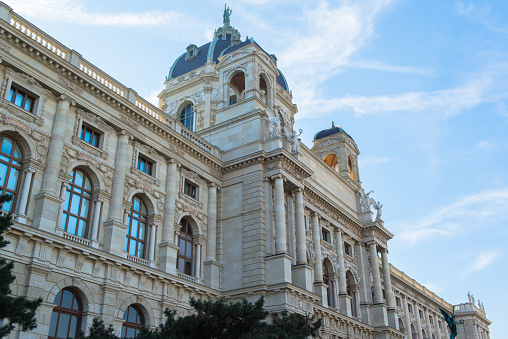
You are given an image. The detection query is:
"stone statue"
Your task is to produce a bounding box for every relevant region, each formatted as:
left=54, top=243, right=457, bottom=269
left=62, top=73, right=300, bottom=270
left=223, top=4, right=232, bottom=25
left=373, top=201, right=383, bottom=221
left=471, top=294, right=475, bottom=305
left=360, top=190, right=374, bottom=213
left=287, top=129, right=303, bottom=153
left=307, top=241, right=315, bottom=262
left=481, top=302, right=485, bottom=312
left=439, top=308, right=464, bottom=339
left=478, top=300, right=481, bottom=309
left=270, top=117, right=279, bottom=139
left=468, top=292, right=472, bottom=303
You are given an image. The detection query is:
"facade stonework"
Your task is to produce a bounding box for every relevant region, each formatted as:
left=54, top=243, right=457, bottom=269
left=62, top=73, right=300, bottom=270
left=0, top=3, right=490, bottom=339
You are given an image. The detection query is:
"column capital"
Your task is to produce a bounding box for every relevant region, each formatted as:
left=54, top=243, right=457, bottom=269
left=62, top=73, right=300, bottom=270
left=117, top=129, right=134, bottom=139
left=167, top=158, right=180, bottom=166
left=57, top=94, right=76, bottom=106
left=24, top=167, right=36, bottom=174
left=94, top=198, right=104, bottom=203
left=208, top=182, right=220, bottom=189
left=293, top=187, right=304, bottom=194
left=271, top=174, right=286, bottom=181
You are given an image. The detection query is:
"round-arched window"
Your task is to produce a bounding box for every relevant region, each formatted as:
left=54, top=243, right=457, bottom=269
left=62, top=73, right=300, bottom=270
left=61, top=168, right=93, bottom=238
left=177, top=218, right=194, bottom=276
left=180, top=103, right=194, bottom=131
left=125, top=195, right=148, bottom=258
left=322, top=263, right=331, bottom=306
left=324, top=154, right=338, bottom=171
left=121, top=304, right=145, bottom=338
left=0, top=135, right=23, bottom=213
left=48, top=288, right=83, bottom=339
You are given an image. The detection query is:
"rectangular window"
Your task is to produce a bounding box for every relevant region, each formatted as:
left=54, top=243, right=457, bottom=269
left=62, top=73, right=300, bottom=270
left=137, top=155, right=154, bottom=176
left=80, top=124, right=102, bottom=148
left=8, top=86, right=35, bottom=112
left=344, top=242, right=353, bottom=256
left=396, top=297, right=401, bottom=307
left=184, top=181, right=198, bottom=199
left=419, top=310, right=424, bottom=318
left=322, top=228, right=330, bottom=243
left=408, top=304, right=413, bottom=313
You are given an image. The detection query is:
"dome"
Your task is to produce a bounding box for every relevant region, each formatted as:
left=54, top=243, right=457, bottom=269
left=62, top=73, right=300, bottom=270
left=313, top=122, right=355, bottom=142
left=167, top=11, right=289, bottom=92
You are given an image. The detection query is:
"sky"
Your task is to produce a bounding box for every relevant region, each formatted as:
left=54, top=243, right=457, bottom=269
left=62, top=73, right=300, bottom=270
left=8, top=0, right=507, bottom=336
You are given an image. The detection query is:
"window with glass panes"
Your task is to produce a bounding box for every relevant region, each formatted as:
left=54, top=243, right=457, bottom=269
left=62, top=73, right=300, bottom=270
left=179, top=103, right=194, bottom=131
left=125, top=196, right=147, bottom=258
left=137, top=155, right=154, bottom=176
left=80, top=124, right=101, bottom=148
left=0, top=135, right=23, bottom=213
left=61, top=169, right=92, bottom=238
left=177, top=218, right=193, bottom=276
left=323, top=264, right=331, bottom=306
left=184, top=181, right=197, bottom=199
left=48, top=288, right=82, bottom=339
left=8, top=86, right=35, bottom=112
left=121, top=304, right=145, bottom=338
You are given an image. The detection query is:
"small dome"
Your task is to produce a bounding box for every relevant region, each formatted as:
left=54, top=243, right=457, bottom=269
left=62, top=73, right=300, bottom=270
left=313, top=122, right=355, bottom=142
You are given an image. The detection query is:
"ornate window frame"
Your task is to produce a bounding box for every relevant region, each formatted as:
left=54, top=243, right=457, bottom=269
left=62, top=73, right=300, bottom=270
left=185, top=44, right=199, bottom=61
left=72, top=109, right=113, bottom=159
left=0, top=68, right=50, bottom=123
left=178, top=169, right=204, bottom=209
left=131, top=142, right=162, bottom=185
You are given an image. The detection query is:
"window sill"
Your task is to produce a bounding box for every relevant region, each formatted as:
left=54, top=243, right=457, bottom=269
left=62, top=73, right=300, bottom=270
left=130, top=166, right=160, bottom=186
left=1, top=99, right=44, bottom=127
left=71, top=136, right=109, bottom=160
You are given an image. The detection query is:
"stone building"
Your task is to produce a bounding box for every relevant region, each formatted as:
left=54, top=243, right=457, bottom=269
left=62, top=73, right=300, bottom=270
left=0, top=2, right=491, bottom=338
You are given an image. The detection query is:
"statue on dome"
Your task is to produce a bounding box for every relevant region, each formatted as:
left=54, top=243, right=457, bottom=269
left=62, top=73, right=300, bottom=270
left=223, top=4, right=232, bottom=25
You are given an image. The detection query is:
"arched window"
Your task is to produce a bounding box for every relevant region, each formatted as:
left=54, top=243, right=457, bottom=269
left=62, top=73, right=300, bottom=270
left=398, top=318, right=405, bottom=333
left=346, top=272, right=358, bottom=317
left=48, top=288, right=83, bottom=339
left=180, top=103, right=194, bottom=131
left=411, top=324, right=417, bottom=339
left=259, top=75, right=268, bottom=105
left=0, top=135, right=23, bottom=213
left=229, top=71, right=245, bottom=105
left=177, top=218, right=194, bottom=276
left=125, top=195, right=148, bottom=258
left=322, top=263, right=331, bottom=307
left=348, top=157, right=354, bottom=180
left=324, top=154, right=338, bottom=171
left=121, top=304, right=145, bottom=338
left=61, top=168, right=93, bottom=238
left=422, top=329, right=428, bottom=339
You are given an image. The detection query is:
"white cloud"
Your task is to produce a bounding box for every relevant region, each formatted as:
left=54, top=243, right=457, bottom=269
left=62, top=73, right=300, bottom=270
left=348, top=60, right=433, bottom=76
left=477, top=141, right=495, bottom=151
left=395, top=189, right=508, bottom=245
left=12, top=0, right=186, bottom=27
left=141, top=89, right=163, bottom=107
left=455, top=1, right=508, bottom=36
left=460, top=250, right=502, bottom=278
left=422, top=283, right=443, bottom=295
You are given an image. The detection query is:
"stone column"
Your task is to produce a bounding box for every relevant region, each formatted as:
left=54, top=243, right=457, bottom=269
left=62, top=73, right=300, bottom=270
left=382, top=249, right=398, bottom=329
left=287, top=193, right=296, bottom=264
left=15, top=167, right=35, bottom=223
left=403, top=296, right=412, bottom=337
left=294, top=188, right=306, bottom=264
left=368, top=241, right=389, bottom=327
left=33, top=95, right=74, bottom=231
left=264, top=178, right=274, bottom=254
left=148, top=223, right=157, bottom=262
left=356, top=242, right=372, bottom=323
left=435, top=313, right=442, bottom=339
left=103, top=131, right=131, bottom=256
left=90, top=198, right=103, bottom=247
left=424, top=308, right=432, bottom=339
left=335, top=230, right=351, bottom=316
left=369, top=242, right=383, bottom=304
left=41, top=95, right=74, bottom=194
left=311, top=214, right=323, bottom=282
left=55, top=182, right=69, bottom=233
left=335, top=230, right=347, bottom=294
left=205, top=183, right=217, bottom=261
left=331, top=278, right=338, bottom=309
left=204, top=183, right=220, bottom=289
left=159, top=160, right=180, bottom=273
left=273, top=175, right=286, bottom=254
left=415, top=303, right=423, bottom=339
left=195, top=243, right=201, bottom=279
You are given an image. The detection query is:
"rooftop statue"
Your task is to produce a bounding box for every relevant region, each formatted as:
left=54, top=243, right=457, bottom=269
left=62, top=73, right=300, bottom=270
left=223, top=4, right=232, bottom=25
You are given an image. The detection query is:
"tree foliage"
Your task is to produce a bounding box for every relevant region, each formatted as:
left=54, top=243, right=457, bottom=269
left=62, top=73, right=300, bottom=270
left=0, top=194, right=42, bottom=337
left=80, top=317, right=119, bottom=339
left=84, top=296, right=321, bottom=339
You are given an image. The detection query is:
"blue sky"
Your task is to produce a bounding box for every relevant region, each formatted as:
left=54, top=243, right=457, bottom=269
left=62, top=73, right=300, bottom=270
left=10, top=0, right=507, bottom=336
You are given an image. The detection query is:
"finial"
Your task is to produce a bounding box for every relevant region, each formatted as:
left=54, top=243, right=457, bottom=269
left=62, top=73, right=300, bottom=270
left=331, top=121, right=335, bottom=128
left=223, top=3, right=232, bottom=26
